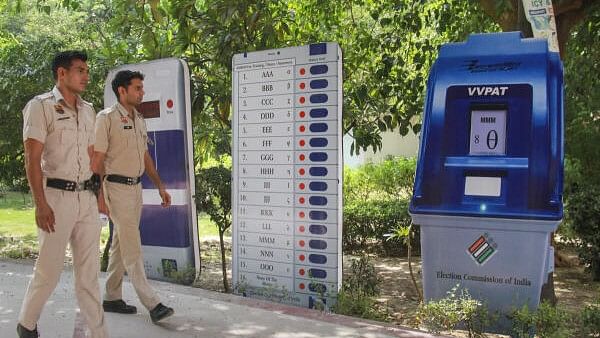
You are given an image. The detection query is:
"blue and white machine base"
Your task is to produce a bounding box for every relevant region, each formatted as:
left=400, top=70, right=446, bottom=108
left=104, top=58, right=200, bottom=282
left=410, top=32, right=564, bottom=332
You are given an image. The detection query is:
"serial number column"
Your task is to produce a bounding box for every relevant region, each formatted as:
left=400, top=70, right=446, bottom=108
left=237, top=61, right=297, bottom=293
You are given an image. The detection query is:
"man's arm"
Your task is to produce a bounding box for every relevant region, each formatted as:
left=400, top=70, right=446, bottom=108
left=91, top=150, right=109, bottom=215
left=144, top=151, right=171, bottom=207
left=24, top=138, right=55, bottom=232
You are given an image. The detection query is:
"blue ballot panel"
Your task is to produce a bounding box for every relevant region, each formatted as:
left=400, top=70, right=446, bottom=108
left=410, top=32, right=563, bottom=221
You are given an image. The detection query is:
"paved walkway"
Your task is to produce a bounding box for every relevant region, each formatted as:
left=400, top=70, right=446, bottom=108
left=0, top=259, right=441, bottom=338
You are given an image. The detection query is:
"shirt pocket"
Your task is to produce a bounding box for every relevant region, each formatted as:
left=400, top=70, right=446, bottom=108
left=55, top=118, right=77, bottom=145
left=123, top=126, right=136, bottom=148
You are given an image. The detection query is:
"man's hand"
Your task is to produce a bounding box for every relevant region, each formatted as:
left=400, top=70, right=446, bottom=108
left=159, top=189, right=171, bottom=208
left=35, top=200, right=55, bottom=233
left=97, top=194, right=110, bottom=217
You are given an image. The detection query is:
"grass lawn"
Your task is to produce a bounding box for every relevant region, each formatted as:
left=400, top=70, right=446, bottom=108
left=0, top=191, right=221, bottom=245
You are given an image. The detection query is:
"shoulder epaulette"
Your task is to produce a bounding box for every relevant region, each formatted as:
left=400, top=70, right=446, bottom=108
left=33, top=92, right=54, bottom=101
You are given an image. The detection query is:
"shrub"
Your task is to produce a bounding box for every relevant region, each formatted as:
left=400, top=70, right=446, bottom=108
left=343, top=199, right=412, bottom=251
left=342, top=157, right=417, bottom=254
left=344, top=157, right=416, bottom=203
left=0, top=236, right=38, bottom=259
left=417, top=286, right=491, bottom=337
left=164, top=263, right=196, bottom=286
left=580, top=301, right=600, bottom=337
left=195, top=165, right=232, bottom=292
left=565, top=183, right=600, bottom=280
left=332, top=255, right=387, bottom=320
left=511, top=301, right=573, bottom=338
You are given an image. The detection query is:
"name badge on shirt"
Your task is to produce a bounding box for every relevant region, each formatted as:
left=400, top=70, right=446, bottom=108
left=124, top=125, right=133, bottom=130
left=57, top=116, right=70, bottom=121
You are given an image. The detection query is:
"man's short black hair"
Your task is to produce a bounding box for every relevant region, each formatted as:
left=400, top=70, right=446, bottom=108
left=52, top=50, right=87, bottom=80
left=111, top=70, right=145, bottom=100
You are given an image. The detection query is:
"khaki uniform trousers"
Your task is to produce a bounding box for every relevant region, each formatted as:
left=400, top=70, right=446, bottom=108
left=19, top=187, right=108, bottom=338
left=103, top=181, right=160, bottom=310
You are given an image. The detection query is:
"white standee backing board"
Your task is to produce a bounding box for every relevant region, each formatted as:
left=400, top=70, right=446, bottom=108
left=232, top=43, right=342, bottom=309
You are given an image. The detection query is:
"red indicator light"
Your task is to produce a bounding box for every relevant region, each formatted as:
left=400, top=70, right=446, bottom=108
left=166, top=99, right=174, bottom=108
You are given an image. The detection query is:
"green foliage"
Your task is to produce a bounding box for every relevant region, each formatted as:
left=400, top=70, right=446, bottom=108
left=565, top=183, right=600, bottom=280
left=344, top=157, right=416, bottom=202
left=344, top=199, right=411, bottom=250
left=77, top=0, right=499, bottom=159
left=0, top=236, right=38, bottom=259
left=343, top=255, right=379, bottom=298
left=580, top=301, right=600, bottom=337
left=194, top=164, right=232, bottom=291
left=195, top=165, right=232, bottom=233
left=343, top=157, right=416, bottom=254
left=338, top=1, right=498, bottom=154
left=164, top=263, right=196, bottom=286
left=0, top=0, right=117, bottom=189
left=332, top=255, right=386, bottom=320
left=510, top=301, right=573, bottom=338
left=564, top=6, right=600, bottom=187
left=417, top=286, right=491, bottom=337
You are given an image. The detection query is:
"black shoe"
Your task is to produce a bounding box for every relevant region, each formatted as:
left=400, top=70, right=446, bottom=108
left=17, top=323, right=39, bottom=338
left=150, top=303, right=174, bottom=323
left=103, top=299, right=137, bottom=314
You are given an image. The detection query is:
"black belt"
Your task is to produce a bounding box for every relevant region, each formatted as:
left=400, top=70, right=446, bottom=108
left=47, top=177, right=95, bottom=192
left=106, top=174, right=141, bottom=185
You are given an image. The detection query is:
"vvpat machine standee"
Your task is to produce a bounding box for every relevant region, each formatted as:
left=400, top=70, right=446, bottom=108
left=104, top=58, right=200, bottom=281
left=410, top=32, right=563, bottom=323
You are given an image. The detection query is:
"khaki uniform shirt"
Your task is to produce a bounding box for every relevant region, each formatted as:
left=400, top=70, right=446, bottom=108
left=22, top=86, right=95, bottom=182
left=95, top=103, right=148, bottom=177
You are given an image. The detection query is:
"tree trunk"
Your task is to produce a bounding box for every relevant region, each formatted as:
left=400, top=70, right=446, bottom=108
left=516, top=0, right=534, bottom=37
left=479, top=0, right=598, bottom=60
left=219, top=228, right=229, bottom=293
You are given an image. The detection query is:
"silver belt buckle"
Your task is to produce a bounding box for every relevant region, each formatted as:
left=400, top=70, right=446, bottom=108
left=75, top=182, right=85, bottom=191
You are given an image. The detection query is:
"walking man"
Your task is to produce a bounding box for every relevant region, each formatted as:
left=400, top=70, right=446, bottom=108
left=18, top=50, right=108, bottom=338
left=92, top=70, right=174, bottom=324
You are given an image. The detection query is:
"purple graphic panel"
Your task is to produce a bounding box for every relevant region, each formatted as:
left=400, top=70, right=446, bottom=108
left=140, top=205, right=191, bottom=247
left=142, top=130, right=187, bottom=189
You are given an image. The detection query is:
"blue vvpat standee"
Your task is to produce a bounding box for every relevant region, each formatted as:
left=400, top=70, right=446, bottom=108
left=410, top=32, right=563, bottom=327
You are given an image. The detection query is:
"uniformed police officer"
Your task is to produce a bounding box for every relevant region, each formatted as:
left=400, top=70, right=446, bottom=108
left=18, top=51, right=108, bottom=338
left=91, top=70, right=174, bottom=324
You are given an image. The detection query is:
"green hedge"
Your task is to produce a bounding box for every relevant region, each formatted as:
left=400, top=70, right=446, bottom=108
left=565, top=183, right=600, bottom=280
left=343, top=157, right=417, bottom=255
